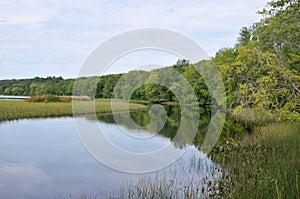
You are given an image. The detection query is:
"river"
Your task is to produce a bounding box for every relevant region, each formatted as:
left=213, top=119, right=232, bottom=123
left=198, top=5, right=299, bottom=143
left=0, top=107, right=224, bottom=198
left=0, top=95, right=30, bottom=100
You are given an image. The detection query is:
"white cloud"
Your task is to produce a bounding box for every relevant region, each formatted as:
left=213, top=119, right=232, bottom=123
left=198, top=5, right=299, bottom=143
left=0, top=163, right=54, bottom=198
left=0, top=0, right=269, bottom=79
left=0, top=0, right=57, bottom=24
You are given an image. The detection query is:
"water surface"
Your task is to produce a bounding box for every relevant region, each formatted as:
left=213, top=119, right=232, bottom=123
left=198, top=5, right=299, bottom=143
left=0, top=107, right=222, bottom=198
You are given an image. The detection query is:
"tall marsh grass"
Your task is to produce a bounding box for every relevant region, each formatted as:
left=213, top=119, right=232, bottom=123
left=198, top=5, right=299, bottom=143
left=230, top=108, right=276, bottom=131
left=211, top=122, right=300, bottom=198
left=109, top=152, right=225, bottom=199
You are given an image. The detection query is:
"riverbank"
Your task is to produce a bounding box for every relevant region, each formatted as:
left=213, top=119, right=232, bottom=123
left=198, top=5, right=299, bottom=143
left=0, top=99, right=147, bottom=121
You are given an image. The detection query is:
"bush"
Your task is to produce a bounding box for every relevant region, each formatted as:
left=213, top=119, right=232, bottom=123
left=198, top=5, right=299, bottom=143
left=26, top=95, right=47, bottom=102
left=26, top=95, right=91, bottom=102
left=45, top=94, right=60, bottom=102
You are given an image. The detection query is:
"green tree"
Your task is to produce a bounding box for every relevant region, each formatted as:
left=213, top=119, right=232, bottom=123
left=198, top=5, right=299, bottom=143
left=254, top=0, right=300, bottom=71
left=238, top=27, right=252, bottom=45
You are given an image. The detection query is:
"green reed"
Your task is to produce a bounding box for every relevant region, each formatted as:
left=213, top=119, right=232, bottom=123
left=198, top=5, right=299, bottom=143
left=211, top=122, right=300, bottom=199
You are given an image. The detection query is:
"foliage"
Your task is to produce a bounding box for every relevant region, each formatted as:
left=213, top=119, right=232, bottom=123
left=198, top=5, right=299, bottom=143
left=0, top=62, right=212, bottom=105
left=26, top=95, right=91, bottom=102
left=113, top=62, right=211, bottom=105
left=214, top=0, right=300, bottom=121
left=255, top=0, right=300, bottom=72
left=0, top=76, right=74, bottom=96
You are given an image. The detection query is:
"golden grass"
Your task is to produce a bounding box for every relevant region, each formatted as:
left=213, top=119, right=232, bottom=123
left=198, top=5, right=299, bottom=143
left=0, top=99, right=147, bottom=121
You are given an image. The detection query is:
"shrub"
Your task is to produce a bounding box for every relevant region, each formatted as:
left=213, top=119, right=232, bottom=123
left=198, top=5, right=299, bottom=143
left=45, top=94, right=60, bottom=102
left=26, top=95, right=47, bottom=102
left=26, top=95, right=91, bottom=102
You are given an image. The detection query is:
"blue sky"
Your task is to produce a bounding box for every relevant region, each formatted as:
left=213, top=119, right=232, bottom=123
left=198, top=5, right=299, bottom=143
left=0, top=0, right=269, bottom=80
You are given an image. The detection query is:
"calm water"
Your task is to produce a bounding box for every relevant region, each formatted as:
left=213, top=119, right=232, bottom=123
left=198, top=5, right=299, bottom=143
left=0, top=107, right=224, bottom=199
left=0, top=95, right=29, bottom=100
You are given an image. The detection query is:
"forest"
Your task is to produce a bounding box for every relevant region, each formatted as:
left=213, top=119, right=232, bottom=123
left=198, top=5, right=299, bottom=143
left=0, top=0, right=299, bottom=121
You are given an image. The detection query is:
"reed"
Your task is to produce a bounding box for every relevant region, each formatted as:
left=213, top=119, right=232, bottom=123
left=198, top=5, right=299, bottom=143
left=109, top=156, right=224, bottom=199
left=211, top=122, right=300, bottom=198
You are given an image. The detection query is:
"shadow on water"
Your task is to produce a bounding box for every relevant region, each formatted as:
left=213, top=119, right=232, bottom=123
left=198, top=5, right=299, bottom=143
left=86, top=105, right=249, bottom=149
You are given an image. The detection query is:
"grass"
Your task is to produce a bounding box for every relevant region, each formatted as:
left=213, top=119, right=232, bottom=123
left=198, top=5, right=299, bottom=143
left=211, top=122, right=300, bottom=199
left=0, top=99, right=147, bottom=121
left=108, top=156, right=223, bottom=199
left=230, top=108, right=277, bottom=131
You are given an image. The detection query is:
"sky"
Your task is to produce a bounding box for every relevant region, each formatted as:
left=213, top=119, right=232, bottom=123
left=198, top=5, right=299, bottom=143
left=0, top=0, right=269, bottom=80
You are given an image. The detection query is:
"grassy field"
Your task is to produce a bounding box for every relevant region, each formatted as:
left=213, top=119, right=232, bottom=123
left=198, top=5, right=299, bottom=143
left=0, top=99, right=147, bottom=121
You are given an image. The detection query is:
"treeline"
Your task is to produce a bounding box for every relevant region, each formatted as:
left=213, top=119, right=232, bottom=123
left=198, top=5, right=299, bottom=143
left=0, top=60, right=211, bottom=105
left=0, top=76, right=74, bottom=96
left=101, top=60, right=210, bottom=105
